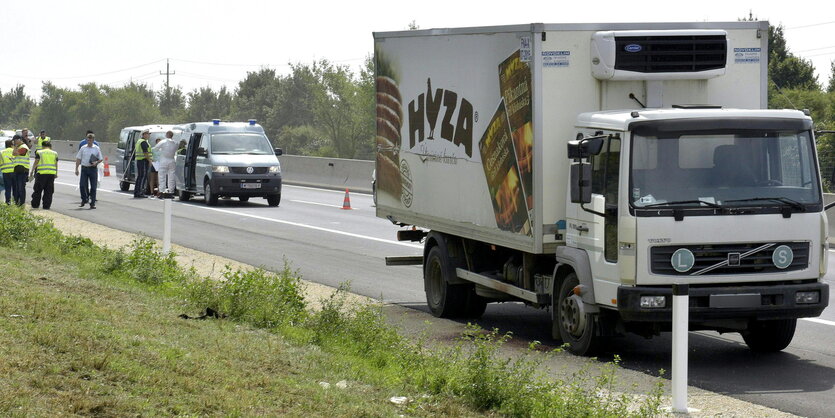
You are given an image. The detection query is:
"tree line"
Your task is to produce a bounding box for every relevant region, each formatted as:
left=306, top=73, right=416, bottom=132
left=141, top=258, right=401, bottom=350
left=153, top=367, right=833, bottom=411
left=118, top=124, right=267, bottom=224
left=1, top=58, right=375, bottom=160
left=1, top=24, right=834, bottom=165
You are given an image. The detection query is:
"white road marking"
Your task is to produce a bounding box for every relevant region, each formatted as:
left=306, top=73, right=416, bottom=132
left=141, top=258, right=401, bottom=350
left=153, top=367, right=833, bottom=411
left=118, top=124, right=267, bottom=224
left=291, top=199, right=353, bottom=209
left=53, top=180, right=421, bottom=249
left=801, top=317, right=835, bottom=327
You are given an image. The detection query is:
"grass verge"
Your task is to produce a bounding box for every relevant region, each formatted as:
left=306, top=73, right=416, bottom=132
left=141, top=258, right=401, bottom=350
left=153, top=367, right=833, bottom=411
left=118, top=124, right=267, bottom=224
left=0, top=205, right=663, bottom=416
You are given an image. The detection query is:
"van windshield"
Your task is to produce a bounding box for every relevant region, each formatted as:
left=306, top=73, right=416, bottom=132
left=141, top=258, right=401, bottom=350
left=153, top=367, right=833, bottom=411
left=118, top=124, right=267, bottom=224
left=210, top=133, right=274, bottom=155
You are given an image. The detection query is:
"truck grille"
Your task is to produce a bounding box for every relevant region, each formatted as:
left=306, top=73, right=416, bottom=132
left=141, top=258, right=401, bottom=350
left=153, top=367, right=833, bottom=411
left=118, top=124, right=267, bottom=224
left=650, top=242, right=809, bottom=275
left=230, top=167, right=269, bottom=174
left=615, top=35, right=727, bottom=73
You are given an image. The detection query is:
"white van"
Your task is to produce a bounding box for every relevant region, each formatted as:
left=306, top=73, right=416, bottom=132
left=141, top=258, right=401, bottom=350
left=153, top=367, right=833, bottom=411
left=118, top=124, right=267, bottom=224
left=174, top=120, right=282, bottom=206
left=116, top=124, right=181, bottom=191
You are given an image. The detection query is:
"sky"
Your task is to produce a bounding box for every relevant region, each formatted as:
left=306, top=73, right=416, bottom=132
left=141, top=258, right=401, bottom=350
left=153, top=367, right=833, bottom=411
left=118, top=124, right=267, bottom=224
left=2, top=0, right=834, bottom=102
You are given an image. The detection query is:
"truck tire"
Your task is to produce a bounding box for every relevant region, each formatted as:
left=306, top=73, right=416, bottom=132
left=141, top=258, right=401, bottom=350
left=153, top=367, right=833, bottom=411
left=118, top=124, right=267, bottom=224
left=204, top=182, right=218, bottom=206
left=120, top=181, right=130, bottom=191
left=267, top=194, right=281, bottom=207
left=556, top=273, right=601, bottom=355
left=179, top=189, right=191, bottom=202
left=425, top=246, right=468, bottom=318
left=742, top=319, right=796, bottom=352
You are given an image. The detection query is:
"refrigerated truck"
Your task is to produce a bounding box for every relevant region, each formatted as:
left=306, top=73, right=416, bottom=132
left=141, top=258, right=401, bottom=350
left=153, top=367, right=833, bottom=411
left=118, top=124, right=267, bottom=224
left=374, top=21, right=830, bottom=355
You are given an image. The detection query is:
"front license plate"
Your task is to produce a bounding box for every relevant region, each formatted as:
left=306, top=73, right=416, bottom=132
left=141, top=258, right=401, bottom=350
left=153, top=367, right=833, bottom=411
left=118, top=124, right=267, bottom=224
left=241, top=183, right=261, bottom=189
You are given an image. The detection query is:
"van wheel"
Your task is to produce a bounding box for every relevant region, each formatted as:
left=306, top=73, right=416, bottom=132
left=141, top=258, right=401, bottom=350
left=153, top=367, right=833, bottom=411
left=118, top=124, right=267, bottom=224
left=267, top=194, right=280, bottom=207
left=742, top=319, right=796, bottom=352
left=204, top=183, right=218, bottom=206
left=239, top=196, right=249, bottom=202
left=557, top=273, right=601, bottom=355
left=120, top=181, right=130, bottom=191
left=179, top=190, right=191, bottom=202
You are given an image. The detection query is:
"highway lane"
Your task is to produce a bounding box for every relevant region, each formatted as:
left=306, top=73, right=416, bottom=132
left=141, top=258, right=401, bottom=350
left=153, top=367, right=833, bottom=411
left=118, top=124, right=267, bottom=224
left=41, top=160, right=835, bottom=417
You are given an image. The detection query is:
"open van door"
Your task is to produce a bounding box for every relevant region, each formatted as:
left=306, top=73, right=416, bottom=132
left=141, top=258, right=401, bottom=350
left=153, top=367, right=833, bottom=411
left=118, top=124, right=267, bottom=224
left=119, top=129, right=141, bottom=191
left=183, top=132, right=202, bottom=192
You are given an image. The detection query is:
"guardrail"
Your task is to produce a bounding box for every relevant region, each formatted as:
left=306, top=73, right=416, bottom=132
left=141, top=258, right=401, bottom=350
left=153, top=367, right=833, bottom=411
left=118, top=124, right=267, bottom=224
left=48, top=140, right=375, bottom=194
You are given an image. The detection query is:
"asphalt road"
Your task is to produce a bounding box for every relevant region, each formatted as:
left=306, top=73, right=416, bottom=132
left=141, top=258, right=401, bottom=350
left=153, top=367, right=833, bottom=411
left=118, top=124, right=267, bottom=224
left=35, top=160, right=835, bottom=417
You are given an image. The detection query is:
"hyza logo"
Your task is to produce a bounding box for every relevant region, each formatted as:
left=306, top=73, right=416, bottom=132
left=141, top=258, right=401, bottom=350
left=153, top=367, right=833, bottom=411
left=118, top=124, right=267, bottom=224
left=407, top=78, right=474, bottom=157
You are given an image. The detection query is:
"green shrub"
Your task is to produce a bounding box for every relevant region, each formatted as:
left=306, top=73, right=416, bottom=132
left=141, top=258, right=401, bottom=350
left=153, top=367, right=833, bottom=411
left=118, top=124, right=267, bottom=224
left=182, top=264, right=308, bottom=328
left=0, top=205, right=58, bottom=249
left=120, top=237, right=183, bottom=285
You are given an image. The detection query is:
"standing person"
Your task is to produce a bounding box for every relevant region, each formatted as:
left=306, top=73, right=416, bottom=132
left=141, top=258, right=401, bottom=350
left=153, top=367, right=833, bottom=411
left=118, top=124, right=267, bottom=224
left=34, top=130, right=51, bottom=155
left=134, top=129, right=152, bottom=198
left=12, top=135, right=30, bottom=206
left=1, top=139, right=14, bottom=204
left=30, top=141, right=58, bottom=210
left=75, top=133, right=103, bottom=209
left=148, top=137, right=162, bottom=198
left=154, top=131, right=179, bottom=197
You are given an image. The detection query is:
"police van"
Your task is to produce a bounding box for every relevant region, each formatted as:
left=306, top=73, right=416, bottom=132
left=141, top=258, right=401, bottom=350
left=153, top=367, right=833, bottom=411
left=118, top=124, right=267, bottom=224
left=116, top=124, right=181, bottom=192
left=174, top=120, right=282, bottom=206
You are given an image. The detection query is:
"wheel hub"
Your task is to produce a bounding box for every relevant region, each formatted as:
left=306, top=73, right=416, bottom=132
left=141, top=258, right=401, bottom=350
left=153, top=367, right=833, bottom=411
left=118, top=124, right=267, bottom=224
left=560, top=294, right=587, bottom=337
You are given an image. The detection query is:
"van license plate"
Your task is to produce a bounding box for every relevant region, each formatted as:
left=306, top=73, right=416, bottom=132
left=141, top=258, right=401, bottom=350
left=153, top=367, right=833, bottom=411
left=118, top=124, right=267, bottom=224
left=241, top=183, right=261, bottom=189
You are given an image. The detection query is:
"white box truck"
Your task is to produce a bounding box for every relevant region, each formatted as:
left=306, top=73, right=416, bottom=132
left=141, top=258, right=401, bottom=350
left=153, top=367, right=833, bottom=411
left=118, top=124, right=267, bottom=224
left=374, top=21, right=830, bottom=355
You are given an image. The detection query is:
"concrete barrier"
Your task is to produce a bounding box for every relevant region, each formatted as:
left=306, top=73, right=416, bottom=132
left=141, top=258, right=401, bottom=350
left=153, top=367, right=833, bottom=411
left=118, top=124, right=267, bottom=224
left=48, top=140, right=374, bottom=193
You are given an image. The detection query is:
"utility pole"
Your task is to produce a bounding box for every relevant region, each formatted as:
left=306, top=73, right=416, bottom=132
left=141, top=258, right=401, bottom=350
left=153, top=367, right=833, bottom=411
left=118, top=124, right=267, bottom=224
left=160, top=59, right=176, bottom=94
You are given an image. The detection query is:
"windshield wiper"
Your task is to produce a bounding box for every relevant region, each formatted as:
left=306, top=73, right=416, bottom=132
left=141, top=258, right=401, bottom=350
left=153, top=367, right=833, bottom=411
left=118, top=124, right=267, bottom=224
left=723, top=197, right=805, bottom=211
left=640, top=199, right=723, bottom=209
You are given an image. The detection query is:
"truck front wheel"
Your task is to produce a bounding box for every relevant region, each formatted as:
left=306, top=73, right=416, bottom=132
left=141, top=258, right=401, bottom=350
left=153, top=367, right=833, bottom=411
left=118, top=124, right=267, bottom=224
left=556, top=273, right=601, bottom=355
left=742, top=319, right=796, bottom=352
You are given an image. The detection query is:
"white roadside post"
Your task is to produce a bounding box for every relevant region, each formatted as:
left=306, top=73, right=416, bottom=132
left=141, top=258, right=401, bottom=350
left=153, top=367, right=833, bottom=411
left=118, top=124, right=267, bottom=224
left=671, top=283, right=698, bottom=413
left=162, top=197, right=172, bottom=255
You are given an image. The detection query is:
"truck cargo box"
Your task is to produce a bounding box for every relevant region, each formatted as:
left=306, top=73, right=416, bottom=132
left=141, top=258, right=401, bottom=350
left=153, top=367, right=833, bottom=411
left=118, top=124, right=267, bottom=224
left=374, top=22, right=768, bottom=254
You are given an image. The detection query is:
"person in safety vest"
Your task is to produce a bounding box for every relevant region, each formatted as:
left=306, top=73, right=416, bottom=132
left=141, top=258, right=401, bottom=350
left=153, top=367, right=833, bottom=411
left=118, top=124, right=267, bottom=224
left=1, top=139, right=14, bottom=204
left=133, top=129, right=152, bottom=198
left=30, top=141, right=58, bottom=209
left=34, top=130, right=51, bottom=154
left=12, top=134, right=30, bottom=206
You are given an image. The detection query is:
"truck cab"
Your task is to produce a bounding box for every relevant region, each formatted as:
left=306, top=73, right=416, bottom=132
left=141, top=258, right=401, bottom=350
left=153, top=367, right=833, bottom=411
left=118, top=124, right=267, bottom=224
left=564, top=108, right=828, bottom=353
left=174, top=120, right=283, bottom=206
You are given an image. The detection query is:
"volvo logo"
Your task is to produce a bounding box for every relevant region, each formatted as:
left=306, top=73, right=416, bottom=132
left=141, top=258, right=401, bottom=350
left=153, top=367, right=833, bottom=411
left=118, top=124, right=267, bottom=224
left=625, top=44, right=643, bottom=53
left=246, top=166, right=254, bottom=174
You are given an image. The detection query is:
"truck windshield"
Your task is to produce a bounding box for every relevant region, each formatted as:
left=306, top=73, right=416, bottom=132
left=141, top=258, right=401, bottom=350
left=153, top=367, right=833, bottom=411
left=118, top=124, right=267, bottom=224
left=630, top=129, right=821, bottom=210
left=210, top=133, right=274, bottom=155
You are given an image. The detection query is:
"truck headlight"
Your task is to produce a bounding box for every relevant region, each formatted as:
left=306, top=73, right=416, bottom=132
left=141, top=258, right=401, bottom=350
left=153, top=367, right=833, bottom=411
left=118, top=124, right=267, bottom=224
left=269, top=164, right=280, bottom=173
left=640, top=296, right=666, bottom=308
left=795, top=291, right=820, bottom=304
left=212, top=165, right=229, bottom=173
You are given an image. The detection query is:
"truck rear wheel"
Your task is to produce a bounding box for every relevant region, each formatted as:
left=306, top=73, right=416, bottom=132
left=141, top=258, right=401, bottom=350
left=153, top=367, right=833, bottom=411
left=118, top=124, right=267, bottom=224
left=120, top=181, right=130, bottom=191
left=556, top=273, right=601, bottom=355
left=742, top=319, right=796, bottom=352
left=424, top=246, right=467, bottom=318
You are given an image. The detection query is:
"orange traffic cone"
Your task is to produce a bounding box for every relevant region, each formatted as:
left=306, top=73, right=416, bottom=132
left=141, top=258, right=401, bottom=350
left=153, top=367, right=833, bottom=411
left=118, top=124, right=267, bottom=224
left=341, top=188, right=352, bottom=210
left=103, top=156, right=111, bottom=177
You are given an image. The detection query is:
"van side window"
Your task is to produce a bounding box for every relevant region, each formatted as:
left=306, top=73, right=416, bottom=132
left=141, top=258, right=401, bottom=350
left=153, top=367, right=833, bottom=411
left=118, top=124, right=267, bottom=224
left=198, top=134, right=209, bottom=152
left=118, top=130, right=128, bottom=149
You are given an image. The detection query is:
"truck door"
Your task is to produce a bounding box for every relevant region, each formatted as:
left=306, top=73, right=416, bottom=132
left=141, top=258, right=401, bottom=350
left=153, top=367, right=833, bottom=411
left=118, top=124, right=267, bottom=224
left=568, top=133, right=622, bottom=302
left=183, top=132, right=202, bottom=191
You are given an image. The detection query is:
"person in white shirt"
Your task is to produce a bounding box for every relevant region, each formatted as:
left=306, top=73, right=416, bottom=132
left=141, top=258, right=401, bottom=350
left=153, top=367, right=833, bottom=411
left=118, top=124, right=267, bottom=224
left=74, top=134, right=103, bottom=209
left=153, top=130, right=180, bottom=197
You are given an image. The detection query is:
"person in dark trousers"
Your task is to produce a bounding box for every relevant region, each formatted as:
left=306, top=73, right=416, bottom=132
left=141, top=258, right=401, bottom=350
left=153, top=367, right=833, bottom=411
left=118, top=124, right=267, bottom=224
left=75, top=133, right=103, bottom=209
left=11, top=135, right=30, bottom=205
left=134, top=129, right=152, bottom=198
left=30, top=141, right=58, bottom=209
left=1, top=139, right=14, bottom=204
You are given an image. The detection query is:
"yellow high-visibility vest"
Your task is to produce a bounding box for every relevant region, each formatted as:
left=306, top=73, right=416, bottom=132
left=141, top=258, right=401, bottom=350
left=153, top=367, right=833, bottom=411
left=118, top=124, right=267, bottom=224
left=36, top=149, right=58, bottom=175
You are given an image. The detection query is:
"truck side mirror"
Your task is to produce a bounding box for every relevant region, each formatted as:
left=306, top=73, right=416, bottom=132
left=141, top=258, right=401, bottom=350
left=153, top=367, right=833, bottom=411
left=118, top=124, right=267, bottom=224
left=567, top=136, right=605, bottom=159
left=274, top=148, right=283, bottom=156
left=570, top=163, right=592, bottom=204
